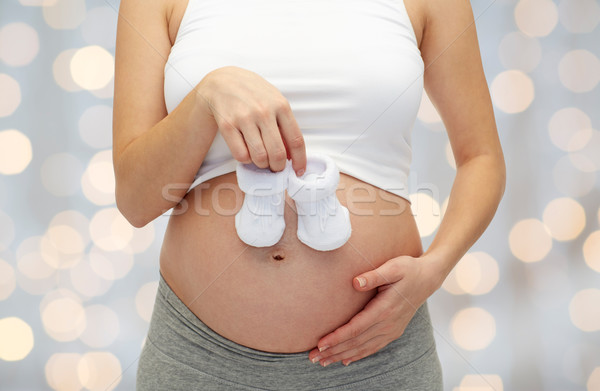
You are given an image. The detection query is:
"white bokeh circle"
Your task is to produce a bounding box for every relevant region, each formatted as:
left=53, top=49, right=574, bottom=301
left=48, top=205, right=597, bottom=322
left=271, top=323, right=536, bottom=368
left=515, top=0, right=558, bottom=37
left=43, top=0, right=86, bottom=30
left=451, top=307, right=496, bottom=351
left=542, top=197, right=586, bottom=241
left=558, top=0, right=600, bottom=34
left=558, top=50, right=600, bottom=93
left=0, top=129, right=32, bottom=174
left=135, top=281, right=159, bottom=322
left=0, top=317, right=34, bottom=361
left=0, top=22, right=40, bottom=66
left=490, top=70, right=535, bottom=114
left=409, top=192, right=441, bottom=237
left=548, top=107, right=593, bottom=152
left=0, top=74, right=21, bottom=117
left=509, top=218, right=552, bottom=263
left=569, top=289, right=600, bottom=332
left=70, top=45, right=114, bottom=91
left=53, top=49, right=82, bottom=92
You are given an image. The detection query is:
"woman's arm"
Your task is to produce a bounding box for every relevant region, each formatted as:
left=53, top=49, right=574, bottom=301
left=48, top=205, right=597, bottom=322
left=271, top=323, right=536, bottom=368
left=113, top=1, right=307, bottom=228
left=113, top=0, right=219, bottom=228
left=418, top=0, right=506, bottom=280
left=309, top=0, right=505, bottom=366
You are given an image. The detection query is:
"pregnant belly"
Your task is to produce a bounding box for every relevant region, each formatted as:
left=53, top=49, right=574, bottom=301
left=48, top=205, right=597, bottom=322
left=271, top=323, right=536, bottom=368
left=159, top=171, right=423, bottom=353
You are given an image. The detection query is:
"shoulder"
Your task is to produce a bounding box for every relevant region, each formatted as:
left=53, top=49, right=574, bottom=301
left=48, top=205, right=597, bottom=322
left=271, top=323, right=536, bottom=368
left=421, top=0, right=477, bottom=38
left=118, top=0, right=171, bottom=22
left=422, top=0, right=475, bottom=24
left=117, top=0, right=173, bottom=44
left=419, top=0, right=478, bottom=67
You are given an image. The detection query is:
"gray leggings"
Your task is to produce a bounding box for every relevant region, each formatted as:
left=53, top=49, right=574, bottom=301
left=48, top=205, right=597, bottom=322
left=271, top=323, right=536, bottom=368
left=136, top=272, right=443, bottom=390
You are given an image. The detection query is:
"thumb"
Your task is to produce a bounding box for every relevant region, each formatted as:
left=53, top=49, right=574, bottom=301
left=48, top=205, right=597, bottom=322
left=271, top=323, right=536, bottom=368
left=353, top=259, right=404, bottom=291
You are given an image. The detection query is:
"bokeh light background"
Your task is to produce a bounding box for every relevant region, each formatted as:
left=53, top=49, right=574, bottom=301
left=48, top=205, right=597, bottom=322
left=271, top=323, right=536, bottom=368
left=1, top=0, right=599, bottom=390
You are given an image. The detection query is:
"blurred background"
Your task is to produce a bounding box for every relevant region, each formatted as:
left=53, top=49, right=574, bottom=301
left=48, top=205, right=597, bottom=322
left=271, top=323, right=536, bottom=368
left=1, top=0, right=599, bottom=390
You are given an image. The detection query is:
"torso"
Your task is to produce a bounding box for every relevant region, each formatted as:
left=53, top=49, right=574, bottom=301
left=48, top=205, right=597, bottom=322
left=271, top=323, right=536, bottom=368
left=160, top=0, right=427, bottom=353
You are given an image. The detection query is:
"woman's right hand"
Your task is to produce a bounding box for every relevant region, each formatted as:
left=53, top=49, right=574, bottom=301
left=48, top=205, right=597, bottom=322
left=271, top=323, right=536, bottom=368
left=198, top=65, right=307, bottom=175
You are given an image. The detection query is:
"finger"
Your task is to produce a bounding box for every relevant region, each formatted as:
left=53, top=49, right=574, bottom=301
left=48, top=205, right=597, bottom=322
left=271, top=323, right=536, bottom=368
left=315, top=321, right=385, bottom=362
left=308, top=350, right=320, bottom=364
left=276, top=102, right=306, bottom=176
left=240, top=123, right=269, bottom=169
left=340, top=336, right=389, bottom=366
left=219, top=121, right=251, bottom=164
left=258, top=114, right=288, bottom=172
left=353, top=258, right=404, bottom=291
left=315, top=294, right=388, bottom=353
left=319, top=335, right=387, bottom=367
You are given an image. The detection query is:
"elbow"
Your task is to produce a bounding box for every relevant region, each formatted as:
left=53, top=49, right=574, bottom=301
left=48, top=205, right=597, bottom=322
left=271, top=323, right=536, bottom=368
left=500, top=170, right=507, bottom=200
left=115, top=184, right=150, bottom=229
left=459, top=152, right=506, bottom=201
left=484, top=151, right=506, bottom=202
left=488, top=155, right=506, bottom=210
left=126, top=213, right=150, bottom=229
left=112, top=151, right=153, bottom=228
left=116, top=198, right=149, bottom=228
left=497, top=152, right=507, bottom=200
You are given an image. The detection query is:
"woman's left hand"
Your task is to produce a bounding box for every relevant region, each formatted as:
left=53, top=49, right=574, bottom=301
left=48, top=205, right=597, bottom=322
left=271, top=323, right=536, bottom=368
left=308, top=253, right=445, bottom=367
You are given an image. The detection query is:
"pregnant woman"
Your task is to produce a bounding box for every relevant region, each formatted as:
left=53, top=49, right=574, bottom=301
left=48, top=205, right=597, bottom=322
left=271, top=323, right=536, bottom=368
left=112, top=0, right=506, bottom=389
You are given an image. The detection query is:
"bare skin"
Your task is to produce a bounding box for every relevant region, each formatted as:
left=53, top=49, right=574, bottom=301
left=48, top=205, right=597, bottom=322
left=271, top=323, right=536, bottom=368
left=158, top=172, right=423, bottom=352
left=113, top=0, right=505, bottom=366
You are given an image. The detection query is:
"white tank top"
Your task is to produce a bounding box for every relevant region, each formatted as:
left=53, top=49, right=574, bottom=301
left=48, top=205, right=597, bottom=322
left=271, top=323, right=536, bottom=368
left=164, top=0, right=424, bottom=202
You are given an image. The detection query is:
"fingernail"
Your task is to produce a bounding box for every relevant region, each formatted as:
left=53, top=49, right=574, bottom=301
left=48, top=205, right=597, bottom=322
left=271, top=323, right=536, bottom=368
left=322, top=360, right=332, bottom=367
left=297, top=169, right=304, bottom=176
left=318, top=345, right=329, bottom=352
left=356, top=277, right=366, bottom=288
left=343, top=360, right=352, bottom=366
left=311, top=355, right=322, bottom=364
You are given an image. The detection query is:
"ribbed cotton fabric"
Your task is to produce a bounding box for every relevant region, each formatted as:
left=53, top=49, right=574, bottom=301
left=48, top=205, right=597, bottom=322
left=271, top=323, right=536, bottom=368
left=164, top=0, right=424, bottom=202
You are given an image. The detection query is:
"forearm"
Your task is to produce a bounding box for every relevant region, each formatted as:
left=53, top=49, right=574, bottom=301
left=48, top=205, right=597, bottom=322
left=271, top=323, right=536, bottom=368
left=114, top=88, right=219, bottom=227
left=422, top=153, right=506, bottom=287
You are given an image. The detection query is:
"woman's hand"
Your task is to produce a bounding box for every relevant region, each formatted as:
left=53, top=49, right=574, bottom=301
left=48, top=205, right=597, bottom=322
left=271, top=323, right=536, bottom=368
left=308, top=254, right=445, bottom=366
left=199, top=65, right=307, bottom=175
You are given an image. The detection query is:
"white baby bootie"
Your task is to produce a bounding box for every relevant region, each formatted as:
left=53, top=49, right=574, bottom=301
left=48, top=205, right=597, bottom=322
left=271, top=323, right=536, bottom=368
left=235, top=161, right=290, bottom=247
left=288, top=153, right=351, bottom=251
